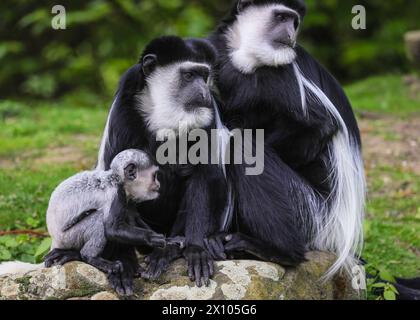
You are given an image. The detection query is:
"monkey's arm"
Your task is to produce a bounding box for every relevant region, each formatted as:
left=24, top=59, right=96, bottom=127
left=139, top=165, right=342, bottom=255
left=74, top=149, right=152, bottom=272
left=268, top=114, right=339, bottom=168
left=181, top=164, right=228, bottom=287
left=141, top=205, right=186, bottom=281
left=104, top=187, right=166, bottom=248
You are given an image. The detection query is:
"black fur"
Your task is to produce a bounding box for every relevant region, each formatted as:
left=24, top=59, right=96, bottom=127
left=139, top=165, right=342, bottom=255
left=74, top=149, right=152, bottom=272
left=101, top=36, right=226, bottom=290
left=223, top=0, right=307, bottom=27
left=206, top=0, right=361, bottom=265
left=140, top=36, right=217, bottom=69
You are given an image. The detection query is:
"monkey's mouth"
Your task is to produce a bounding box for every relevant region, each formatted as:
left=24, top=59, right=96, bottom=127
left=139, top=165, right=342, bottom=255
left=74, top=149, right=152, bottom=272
left=148, top=190, right=160, bottom=200
left=184, top=102, right=212, bottom=112
left=271, top=38, right=295, bottom=49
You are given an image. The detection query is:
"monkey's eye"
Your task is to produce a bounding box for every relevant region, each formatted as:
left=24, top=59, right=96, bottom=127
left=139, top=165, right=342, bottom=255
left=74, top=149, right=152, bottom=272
left=183, top=72, right=194, bottom=81
left=274, top=11, right=294, bottom=23
left=275, top=13, right=287, bottom=22
left=201, top=70, right=210, bottom=83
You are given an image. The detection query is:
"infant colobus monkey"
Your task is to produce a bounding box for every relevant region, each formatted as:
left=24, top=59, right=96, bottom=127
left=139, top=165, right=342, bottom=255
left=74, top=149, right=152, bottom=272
left=44, top=149, right=167, bottom=275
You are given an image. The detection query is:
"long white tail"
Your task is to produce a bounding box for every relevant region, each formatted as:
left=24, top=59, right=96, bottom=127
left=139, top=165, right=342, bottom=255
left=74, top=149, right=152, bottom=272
left=212, top=99, right=235, bottom=232
left=0, top=261, right=44, bottom=276
left=293, top=62, right=366, bottom=279
left=97, top=95, right=119, bottom=170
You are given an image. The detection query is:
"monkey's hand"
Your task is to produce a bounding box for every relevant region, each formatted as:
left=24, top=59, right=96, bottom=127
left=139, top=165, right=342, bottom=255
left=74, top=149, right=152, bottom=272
left=142, top=244, right=182, bottom=281
left=145, top=230, right=167, bottom=248
left=184, top=245, right=214, bottom=287
left=204, top=233, right=228, bottom=261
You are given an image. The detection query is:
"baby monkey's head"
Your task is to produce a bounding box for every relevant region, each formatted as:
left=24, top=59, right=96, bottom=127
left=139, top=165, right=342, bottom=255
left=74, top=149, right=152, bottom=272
left=111, top=149, right=160, bottom=202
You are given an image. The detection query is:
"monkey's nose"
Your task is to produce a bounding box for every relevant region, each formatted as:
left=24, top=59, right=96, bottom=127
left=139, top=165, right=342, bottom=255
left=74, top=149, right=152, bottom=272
left=151, top=176, right=160, bottom=191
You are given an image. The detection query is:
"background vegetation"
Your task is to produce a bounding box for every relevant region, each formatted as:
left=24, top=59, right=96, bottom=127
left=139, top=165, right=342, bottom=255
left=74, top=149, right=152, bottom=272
left=1, top=0, right=419, bottom=99
left=0, top=0, right=419, bottom=300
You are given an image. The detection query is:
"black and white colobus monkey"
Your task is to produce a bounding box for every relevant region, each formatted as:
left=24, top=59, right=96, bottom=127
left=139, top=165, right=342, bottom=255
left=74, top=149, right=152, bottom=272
left=96, top=36, right=228, bottom=288
left=44, top=150, right=165, bottom=276
left=206, top=0, right=366, bottom=277
left=0, top=150, right=170, bottom=295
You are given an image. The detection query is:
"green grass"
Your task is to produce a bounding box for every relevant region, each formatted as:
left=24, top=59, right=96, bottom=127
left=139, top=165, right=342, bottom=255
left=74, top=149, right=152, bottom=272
left=0, top=99, right=108, bottom=262
left=346, top=74, right=420, bottom=114
left=364, top=166, right=420, bottom=278
left=0, top=74, right=419, bottom=298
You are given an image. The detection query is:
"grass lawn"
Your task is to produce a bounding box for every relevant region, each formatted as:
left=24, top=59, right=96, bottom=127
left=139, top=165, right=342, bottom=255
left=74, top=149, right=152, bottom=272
left=0, top=74, right=419, bottom=296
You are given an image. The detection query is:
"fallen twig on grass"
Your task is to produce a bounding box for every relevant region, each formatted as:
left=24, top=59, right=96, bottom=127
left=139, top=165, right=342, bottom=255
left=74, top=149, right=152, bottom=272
left=0, top=230, right=49, bottom=238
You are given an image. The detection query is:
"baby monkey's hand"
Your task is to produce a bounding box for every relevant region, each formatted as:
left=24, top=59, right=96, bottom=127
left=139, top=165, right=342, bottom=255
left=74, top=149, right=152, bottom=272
left=145, top=230, right=166, bottom=248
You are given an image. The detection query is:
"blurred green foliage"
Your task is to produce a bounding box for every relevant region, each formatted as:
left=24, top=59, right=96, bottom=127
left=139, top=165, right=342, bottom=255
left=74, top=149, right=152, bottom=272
left=0, top=0, right=418, bottom=100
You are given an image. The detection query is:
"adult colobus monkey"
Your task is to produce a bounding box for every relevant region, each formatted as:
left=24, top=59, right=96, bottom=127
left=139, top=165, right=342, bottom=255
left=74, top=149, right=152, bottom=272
left=207, top=0, right=366, bottom=278
left=97, top=36, right=228, bottom=289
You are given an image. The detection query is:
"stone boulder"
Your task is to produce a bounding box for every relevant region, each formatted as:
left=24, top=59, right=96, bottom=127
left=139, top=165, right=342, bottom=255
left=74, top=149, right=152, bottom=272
left=0, top=251, right=363, bottom=300
left=405, top=30, right=420, bottom=66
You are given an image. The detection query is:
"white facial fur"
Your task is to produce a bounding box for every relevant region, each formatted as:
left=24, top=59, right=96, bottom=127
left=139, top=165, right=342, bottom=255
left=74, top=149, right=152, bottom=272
left=225, top=4, right=299, bottom=73
left=138, top=61, right=214, bottom=137
left=124, top=165, right=160, bottom=202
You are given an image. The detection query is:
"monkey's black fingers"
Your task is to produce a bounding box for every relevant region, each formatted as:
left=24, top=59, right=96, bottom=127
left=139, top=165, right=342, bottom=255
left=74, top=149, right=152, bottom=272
left=108, top=272, right=125, bottom=296
left=55, top=255, right=78, bottom=266
left=208, top=258, right=215, bottom=278
left=187, top=255, right=195, bottom=282
left=44, top=250, right=68, bottom=266
left=142, top=259, right=158, bottom=280
left=203, top=238, right=215, bottom=259
left=109, top=260, right=124, bottom=275
left=193, top=253, right=202, bottom=287
left=144, top=255, right=151, bottom=264
left=46, top=250, right=81, bottom=267
left=184, top=245, right=205, bottom=285
left=148, top=233, right=166, bottom=248
left=134, top=265, right=144, bottom=278
left=121, top=273, right=134, bottom=297
left=153, top=258, right=169, bottom=279
left=200, top=252, right=211, bottom=287
left=167, top=236, right=186, bottom=249
left=44, top=250, right=59, bottom=262
left=224, top=234, right=248, bottom=253
left=216, top=236, right=227, bottom=258
left=208, top=236, right=227, bottom=260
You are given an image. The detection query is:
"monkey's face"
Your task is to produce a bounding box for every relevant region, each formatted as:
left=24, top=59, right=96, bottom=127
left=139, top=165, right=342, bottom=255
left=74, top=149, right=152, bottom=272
left=124, top=165, right=160, bottom=202
left=139, top=58, right=214, bottom=137
left=225, top=1, right=303, bottom=73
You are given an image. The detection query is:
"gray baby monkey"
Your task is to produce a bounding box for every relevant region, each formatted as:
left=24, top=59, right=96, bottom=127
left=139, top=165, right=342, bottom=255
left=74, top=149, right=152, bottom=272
left=44, top=149, right=168, bottom=275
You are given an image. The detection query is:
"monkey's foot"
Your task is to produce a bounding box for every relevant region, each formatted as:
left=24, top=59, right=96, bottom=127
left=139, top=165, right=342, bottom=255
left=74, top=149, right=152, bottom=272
left=108, top=268, right=134, bottom=297
left=44, top=249, right=82, bottom=267
left=108, top=260, right=124, bottom=275
left=142, top=244, right=182, bottom=280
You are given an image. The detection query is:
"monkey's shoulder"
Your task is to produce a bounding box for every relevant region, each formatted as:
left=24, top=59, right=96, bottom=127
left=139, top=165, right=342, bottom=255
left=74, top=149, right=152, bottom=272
left=52, top=170, right=118, bottom=200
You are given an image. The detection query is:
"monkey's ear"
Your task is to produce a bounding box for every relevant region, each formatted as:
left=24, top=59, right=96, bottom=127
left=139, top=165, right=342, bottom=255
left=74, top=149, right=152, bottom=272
left=142, top=54, right=157, bottom=77
left=124, top=163, right=137, bottom=181
left=237, top=0, right=253, bottom=13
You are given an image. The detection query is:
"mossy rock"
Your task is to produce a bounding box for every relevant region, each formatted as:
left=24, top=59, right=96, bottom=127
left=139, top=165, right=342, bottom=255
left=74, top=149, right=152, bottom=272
left=0, top=251, right=364, bottom=300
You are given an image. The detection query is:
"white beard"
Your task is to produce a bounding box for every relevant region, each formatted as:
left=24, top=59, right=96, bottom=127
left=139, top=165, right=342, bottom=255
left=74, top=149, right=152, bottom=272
left=137, top=61, right=214, bottom=136
left=225, top=4, right=299, bottom=74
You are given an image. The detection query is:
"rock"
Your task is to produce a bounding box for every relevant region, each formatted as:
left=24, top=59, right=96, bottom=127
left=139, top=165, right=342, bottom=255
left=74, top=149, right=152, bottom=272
left=0, top=251, right=364, bottom=300
left=91, top=291, right=119, bottom=300
left=405, top=31, right=420, bottom=65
